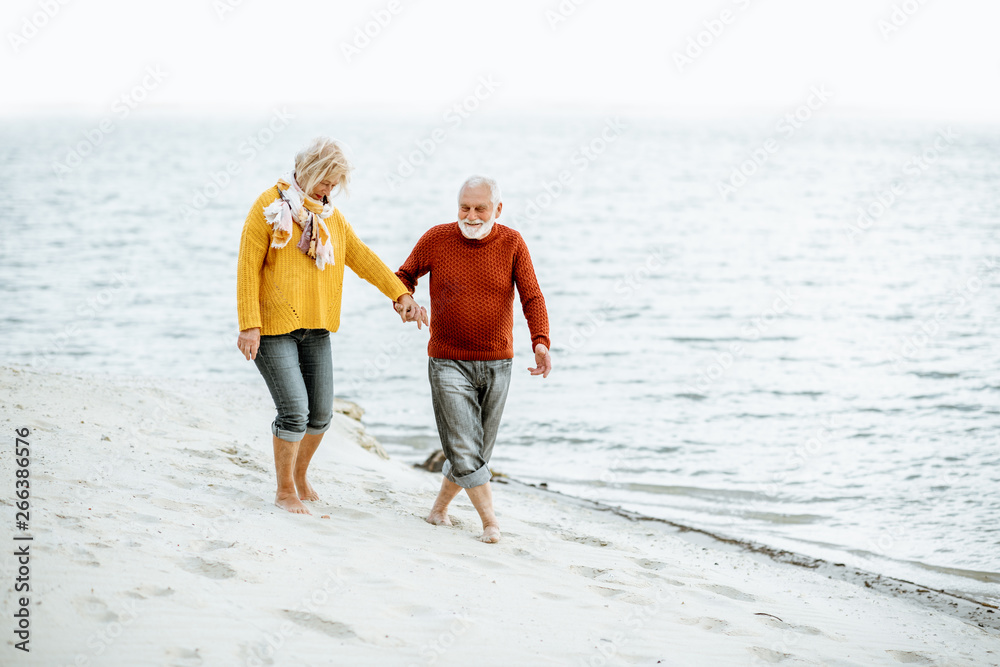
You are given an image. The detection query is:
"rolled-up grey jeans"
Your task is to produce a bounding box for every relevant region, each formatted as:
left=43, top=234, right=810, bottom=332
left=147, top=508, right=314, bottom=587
left=428, top=357, right=513, bottom=488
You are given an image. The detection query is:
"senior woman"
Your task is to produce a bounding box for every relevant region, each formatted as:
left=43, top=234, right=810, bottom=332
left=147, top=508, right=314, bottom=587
left=236, top=136, right=425, bottom=515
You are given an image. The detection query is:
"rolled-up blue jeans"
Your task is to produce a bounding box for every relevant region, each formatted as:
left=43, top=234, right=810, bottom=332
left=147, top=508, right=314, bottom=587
left=429, top=357, right=513, bottom=489
left=253, top=328, right=334, bottom=442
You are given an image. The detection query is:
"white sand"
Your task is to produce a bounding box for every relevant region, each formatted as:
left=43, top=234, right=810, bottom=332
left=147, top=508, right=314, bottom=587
left=0, top=364, right=996, bottom=667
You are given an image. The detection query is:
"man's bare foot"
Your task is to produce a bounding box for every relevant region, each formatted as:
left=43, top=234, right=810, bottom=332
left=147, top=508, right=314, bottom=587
left=479, top=524, right=501, bottom=543
left=295, top=476, right=320, bottom=502
left=425, top=509, right=453, bottom=526
left=275, top=491, right=311, bottom=515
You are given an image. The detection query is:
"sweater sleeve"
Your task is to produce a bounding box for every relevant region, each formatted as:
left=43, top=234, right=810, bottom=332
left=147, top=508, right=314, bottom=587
left=342, top=214, right=410, bottom=302
left=236, top=196, right=271, bottom=331
left=512, top=234, right=551, bottom=353
left=395, top=230, right=432, bottom=295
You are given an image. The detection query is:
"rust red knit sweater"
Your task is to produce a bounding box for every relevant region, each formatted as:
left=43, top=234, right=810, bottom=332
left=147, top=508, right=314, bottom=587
left=396, top=222, right=550, bottom=360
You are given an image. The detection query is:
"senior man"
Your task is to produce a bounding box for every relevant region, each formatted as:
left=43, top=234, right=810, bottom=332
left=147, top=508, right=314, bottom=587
left=395, top=175, right=552, bottom=543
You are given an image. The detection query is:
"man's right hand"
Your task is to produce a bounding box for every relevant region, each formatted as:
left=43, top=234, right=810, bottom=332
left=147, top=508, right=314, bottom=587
left=529, top=343, right=552, bottom=378
left=395, top=294, right=430, bottom=330
left=238, top=327, right=261, bottom=360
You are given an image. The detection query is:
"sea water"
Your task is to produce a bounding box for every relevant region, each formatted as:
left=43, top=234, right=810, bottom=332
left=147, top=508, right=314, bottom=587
left=1, top=111, right=997, bottom=604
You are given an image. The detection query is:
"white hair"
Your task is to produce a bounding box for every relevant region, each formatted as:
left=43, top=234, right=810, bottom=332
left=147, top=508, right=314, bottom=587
left=458, top=175, right=501, bottom=206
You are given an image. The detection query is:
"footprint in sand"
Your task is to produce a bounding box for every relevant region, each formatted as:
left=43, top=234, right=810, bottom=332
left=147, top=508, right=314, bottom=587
left=187, top=539, right=235, bottom=553
left=747, top=646, right=793, bottom=663
left=636, top=571, right=687, bottom=586
left=181, top=556, right=237, bottom=580
left=699, top=583, right=758, bottom=602
left=131, top=585, right=175, bottom=599
left=755, top=615, right=831, bottom=640
left=570, top=565, right=609, bottom=579
left=587, top=585, right=654, bottom=606
left=885, top=650, right=936, bottom=664
left=537, top=591, right=570, bottom=600
left=364, top=487, right=399, bottom=506
left=150, top=497, right=196, bottom=513
left=281, top=610, right=359, bottom=640
left=54, top=513, right=86, bottom=529
left=560, top=534, right=611, bottom=547
left=28, top=418, right=59, bottom=431
left=163, top=646, right=203, bottom=666
left=68, top=545, right=101, bottom=568
left=180, top=448, right=219, bottom=460
left=228, top=456, right=268, bottom=474
left=73, top=595, right=116, bottom=621
left=678, top=616, right=731, bottom=632
left=679, top=616, right=760, bottom=638
left=589, top=585, right=626, bottom=598
left=332, top=508, right=376, bottom=521
left=221, top=447, right=268, bottom=474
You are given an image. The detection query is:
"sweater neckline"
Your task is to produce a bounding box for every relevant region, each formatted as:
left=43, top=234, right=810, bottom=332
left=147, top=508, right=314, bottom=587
left=454, top=221, right=503, bottom=247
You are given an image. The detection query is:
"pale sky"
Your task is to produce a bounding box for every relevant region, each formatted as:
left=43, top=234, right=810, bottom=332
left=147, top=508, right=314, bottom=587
left=2, top=0, right=999, bottom=120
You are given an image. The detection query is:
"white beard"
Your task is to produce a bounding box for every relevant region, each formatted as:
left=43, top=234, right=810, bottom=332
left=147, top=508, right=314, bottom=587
left=458, top=216, right=495, bottom=240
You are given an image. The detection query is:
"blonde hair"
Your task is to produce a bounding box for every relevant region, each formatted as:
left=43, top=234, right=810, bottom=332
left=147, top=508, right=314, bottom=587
left=294, top=137, right=352, bottom=200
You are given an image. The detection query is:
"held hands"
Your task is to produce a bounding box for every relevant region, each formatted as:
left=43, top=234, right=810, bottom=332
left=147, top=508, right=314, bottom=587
left=394, top=293, right=429, bottom=330
left=529, top=343, right=553, bottom=378
left=238, top=327, right=261, bottom=361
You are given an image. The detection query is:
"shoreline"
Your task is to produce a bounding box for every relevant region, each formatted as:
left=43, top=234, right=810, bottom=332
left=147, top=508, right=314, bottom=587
left=491, top=477, right=1000, bottom=634
left=1, top=363, right=996, bottom=665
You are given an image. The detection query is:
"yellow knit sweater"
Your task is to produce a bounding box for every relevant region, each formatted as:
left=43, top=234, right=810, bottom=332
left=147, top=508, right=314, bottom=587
left=237, top=185, right=409, bottom=335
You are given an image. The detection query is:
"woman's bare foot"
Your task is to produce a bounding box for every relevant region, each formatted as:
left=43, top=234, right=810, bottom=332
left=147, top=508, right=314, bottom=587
left=295, top=475, right=320, bottom=501
left=275, top=491, right=311, bottom=515
left=425, top=509, right=453, bottom=526
left=479, top=524, right=500, bottom=543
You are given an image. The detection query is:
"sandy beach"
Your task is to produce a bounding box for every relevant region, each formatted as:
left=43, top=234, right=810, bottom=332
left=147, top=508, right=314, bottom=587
left=0, top=363, right=996, bottom=667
